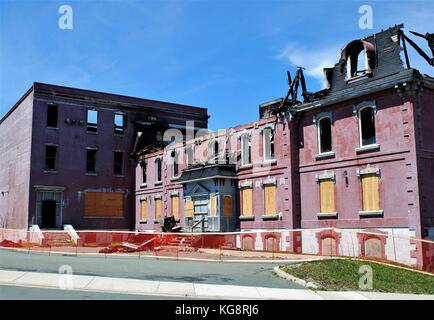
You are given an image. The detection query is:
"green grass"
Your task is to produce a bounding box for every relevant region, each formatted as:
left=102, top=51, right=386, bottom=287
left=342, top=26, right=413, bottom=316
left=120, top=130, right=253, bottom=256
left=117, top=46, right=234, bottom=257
left=281, top=259, right=434, bottom=294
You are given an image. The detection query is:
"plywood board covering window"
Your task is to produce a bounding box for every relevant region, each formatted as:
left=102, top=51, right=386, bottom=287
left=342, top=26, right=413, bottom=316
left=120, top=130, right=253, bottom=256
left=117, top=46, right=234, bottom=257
left=319, top=179, right=335, bottom=213
left=184, top=198, right=194, bottom=217
left=140, top=199, right=147, bottom=221
left=171, top=196, right=179, bottom=220
left=223, top=195, right=232, bottom=217
left=155, top=198, right=162, bottom=220
left=362, top=174, right=380, bottom=211
left=210, top=195, right=217, bottom=216
left=264, top=185, right=276, bottom=215
left=241, top=188, right=253, bottom=216
left=84, top=192, right=123, bottom=217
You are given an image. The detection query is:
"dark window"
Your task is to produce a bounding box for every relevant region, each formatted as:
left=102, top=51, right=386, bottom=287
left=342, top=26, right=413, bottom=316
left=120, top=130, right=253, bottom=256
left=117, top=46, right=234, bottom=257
left=45, top=145, right=57, bottom=171
left=87, top=110, right=98, bottom=132
left=86, top=149, right=97, bottom=173
left=360, top=107, right=376, bottom=146
left=155, top=158, right=162, bottom=182
left=46, top=104, right=58, bottom=128
left=319, top=117, right=332, bottom=153
left=172, top=151, right=179, bottom=177
left=114, top=151, right=123, bottom=175
left=264, top=128, right=275, bottom=160
left=114, top=113, right=125, bottom=135
left=140, top=161, right=147, bottom=184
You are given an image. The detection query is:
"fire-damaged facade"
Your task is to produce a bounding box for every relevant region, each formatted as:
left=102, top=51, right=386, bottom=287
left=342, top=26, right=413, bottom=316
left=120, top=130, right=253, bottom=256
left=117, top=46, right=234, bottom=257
left=134, top=25, right=434, bottom=267
left=0, top=83, right=208, bottom=230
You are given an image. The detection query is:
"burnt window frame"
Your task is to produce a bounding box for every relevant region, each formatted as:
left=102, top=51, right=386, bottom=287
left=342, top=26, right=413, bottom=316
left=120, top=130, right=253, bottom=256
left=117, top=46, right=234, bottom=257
left=114, top=112, right=126, bottom=135
left=44, top=144, right=58, bottom=171
left=113, top=151, right=124, bottom=176
left=86, top=148, right=97, bottom=174
left=46, top=103, right=58, bottom=128
left=86, top=109, right=98, bottom=133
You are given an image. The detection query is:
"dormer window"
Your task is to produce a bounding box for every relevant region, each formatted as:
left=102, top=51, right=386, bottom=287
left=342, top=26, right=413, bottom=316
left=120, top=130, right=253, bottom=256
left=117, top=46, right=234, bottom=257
left=341, top=40, right=375, bottom=80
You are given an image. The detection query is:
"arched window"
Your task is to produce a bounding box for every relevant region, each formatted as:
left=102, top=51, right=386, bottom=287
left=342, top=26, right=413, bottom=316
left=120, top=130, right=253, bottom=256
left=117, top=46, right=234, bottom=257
left=318, top=117, right=332, bottom=154
left=359, top=107, right=376, bottom=146
left=341, top=40, right=375, bottom=80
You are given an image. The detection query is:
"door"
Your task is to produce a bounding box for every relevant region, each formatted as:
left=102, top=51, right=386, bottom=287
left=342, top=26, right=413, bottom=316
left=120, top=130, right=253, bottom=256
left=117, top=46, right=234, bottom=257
left=192, top=197, right=209, bottom=232
left=41, top=200, right=57, bottom=228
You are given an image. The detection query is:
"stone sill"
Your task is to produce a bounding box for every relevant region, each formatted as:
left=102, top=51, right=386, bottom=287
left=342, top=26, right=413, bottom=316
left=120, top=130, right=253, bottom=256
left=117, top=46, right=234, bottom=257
left=355, top=144, right=380, bottom=154
left=317, top=212, right=338, bottom=219
left=262, top=214, right=279, bottom=220
left=314, top=151, right=335, bottom=160
left=155, top=181, right=163, bottom=186
left=262, top=159, right=277, bottom=166
left=140, top=183, right=147, bottom=188
left=359, top=210, right=384, bottom=217
left=139, top=220, right=147, bottom=224
left=154, top=220, right=160, bottom=224
left=239, top=164, right=253, bottom=170
left=239, top=215, right=255, bottom=221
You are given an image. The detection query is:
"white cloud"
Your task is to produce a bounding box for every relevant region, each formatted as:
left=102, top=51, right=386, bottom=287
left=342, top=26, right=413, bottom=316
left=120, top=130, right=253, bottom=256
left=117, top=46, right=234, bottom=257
left=276, top=43, right=342, bottom=88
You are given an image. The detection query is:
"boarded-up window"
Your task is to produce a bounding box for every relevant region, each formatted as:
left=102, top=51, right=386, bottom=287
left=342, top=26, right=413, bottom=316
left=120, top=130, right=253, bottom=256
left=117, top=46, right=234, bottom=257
left=140, top=199, right=147, bottom=221
left=84, top=192, right=123, bottom=217
left=155, top=198, right=162, bottom=220
left=265, top=236, right=278, bottom=251
left=171, top=195, right=179, bottom=220
left=242, top=236, right=254, bottom=250
left=223, top=195, right=232, bottom=216
left=210, top=195, right=217, bottom=216
left=241, top=188, right=253, bottom=216
left=362, top=174, right=380, bottom=211
left=319, top=179, right=335, bottom=213
left=365, top=238, right=382, bottom=258
left=184, top=197, right=194, bottom=217
left=321, top=237, right=337, bottom=256
left=264, top=185, right=276, bottom=215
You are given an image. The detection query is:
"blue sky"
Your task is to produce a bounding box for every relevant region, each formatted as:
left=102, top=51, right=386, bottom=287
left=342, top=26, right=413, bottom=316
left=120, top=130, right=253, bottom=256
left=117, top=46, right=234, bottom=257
left=0, top=0, right=433, bottom=130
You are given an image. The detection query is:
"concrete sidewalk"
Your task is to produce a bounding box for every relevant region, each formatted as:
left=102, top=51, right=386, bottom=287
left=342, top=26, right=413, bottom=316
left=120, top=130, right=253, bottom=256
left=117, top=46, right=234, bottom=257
left=0, top=269, right=432, bottom=300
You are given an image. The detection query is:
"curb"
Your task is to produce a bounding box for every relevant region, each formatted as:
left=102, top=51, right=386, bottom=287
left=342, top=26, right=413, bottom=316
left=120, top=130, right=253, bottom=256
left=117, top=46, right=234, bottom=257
left=273, top=265, right=318, bottom=289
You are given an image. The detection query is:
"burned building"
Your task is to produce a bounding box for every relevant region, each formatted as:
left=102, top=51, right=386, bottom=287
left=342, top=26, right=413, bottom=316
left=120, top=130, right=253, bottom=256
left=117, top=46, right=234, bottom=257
left=135, top=25, right=434, bottom=268
left=0, top=83, right=208, bottom=230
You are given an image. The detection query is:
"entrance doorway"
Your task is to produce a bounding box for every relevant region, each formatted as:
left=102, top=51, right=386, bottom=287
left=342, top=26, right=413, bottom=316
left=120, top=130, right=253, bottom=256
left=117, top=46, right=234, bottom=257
left=41, top=200, right=56, bottom=228
left=35, top=189, right=63, bottom=229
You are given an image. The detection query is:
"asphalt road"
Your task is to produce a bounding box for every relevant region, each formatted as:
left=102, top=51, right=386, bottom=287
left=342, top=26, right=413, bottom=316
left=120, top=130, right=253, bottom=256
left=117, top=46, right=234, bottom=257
left=0, top=249, right=302, bottom=289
